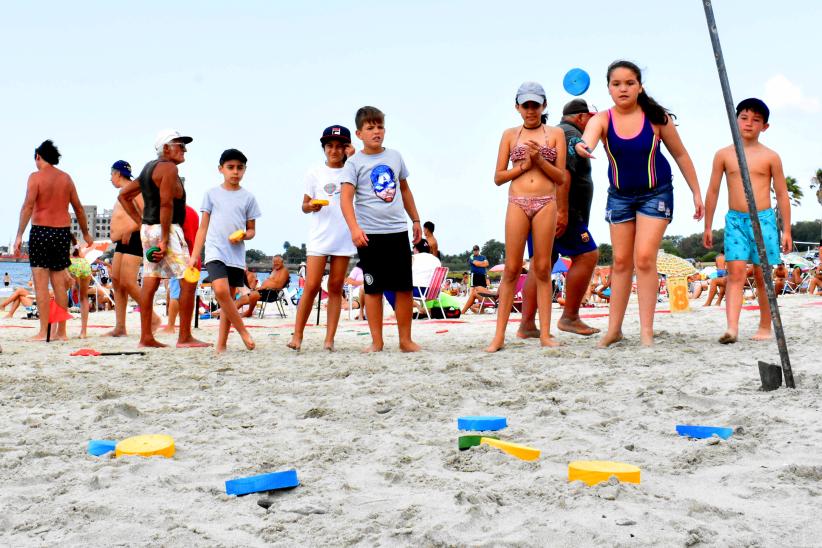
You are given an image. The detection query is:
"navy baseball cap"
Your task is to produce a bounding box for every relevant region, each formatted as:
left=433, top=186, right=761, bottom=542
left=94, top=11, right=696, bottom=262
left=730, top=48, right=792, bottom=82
left=320, top=125, right=351, bottom=145
left=111, top=160, right=132, bottom=179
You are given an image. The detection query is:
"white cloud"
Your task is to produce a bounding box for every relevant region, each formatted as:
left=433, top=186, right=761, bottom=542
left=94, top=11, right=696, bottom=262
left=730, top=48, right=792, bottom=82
left=764, top=74, right=820, bottom=113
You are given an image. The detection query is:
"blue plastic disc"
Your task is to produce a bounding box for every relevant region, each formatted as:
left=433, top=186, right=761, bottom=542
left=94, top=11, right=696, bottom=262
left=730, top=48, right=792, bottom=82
left=457, top=416, right=507, bottom=431
left=88, top=439, right=117, bottom=456
left=225, top=469, right=300, bottom=496
left=675, top=425, right=733, bottom=440
left=563, top=68, right=591, bottom=96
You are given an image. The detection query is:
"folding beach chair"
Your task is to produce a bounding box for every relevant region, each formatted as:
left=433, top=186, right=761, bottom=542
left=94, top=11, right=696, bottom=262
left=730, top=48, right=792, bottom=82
left=477, top=273, right=527, bottom=313
left=257, top=288, right=288, bottom=319
left=413, top=266, right=449, bottom=320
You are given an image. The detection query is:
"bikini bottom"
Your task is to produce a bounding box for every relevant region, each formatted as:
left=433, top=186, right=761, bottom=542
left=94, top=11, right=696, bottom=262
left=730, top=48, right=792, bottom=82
left=508, top=195, right=555, bottom=220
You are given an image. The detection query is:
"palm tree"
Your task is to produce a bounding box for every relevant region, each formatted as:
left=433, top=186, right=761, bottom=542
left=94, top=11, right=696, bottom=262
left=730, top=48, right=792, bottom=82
left=772, top=176, right=803, bottom=239
left=811, top=169, right=822, bottom=206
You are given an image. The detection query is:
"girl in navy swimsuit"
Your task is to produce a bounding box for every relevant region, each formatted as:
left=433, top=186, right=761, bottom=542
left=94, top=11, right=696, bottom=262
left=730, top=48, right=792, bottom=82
left=576, top=61, right=704, bottom=348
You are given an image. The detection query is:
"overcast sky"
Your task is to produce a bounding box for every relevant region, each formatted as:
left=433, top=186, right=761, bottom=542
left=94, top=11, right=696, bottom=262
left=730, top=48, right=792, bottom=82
left=2, top=0, right=820, bottom=254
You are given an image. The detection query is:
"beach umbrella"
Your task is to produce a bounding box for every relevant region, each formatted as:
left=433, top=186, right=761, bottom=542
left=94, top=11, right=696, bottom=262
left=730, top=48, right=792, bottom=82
left=780, top=253, right=812, bottom=268
left=552, top=257, right=570, bottom=274
left=656, top=251, right=696, bottom=278
left=46, top=298, right=73, bottom=342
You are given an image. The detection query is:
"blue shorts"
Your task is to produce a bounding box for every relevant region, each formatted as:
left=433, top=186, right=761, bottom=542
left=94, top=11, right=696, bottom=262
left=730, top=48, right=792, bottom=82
left=724, top=209, right=780, bottom=266
left=525, top=217, right=598, bottom=260
left=168, top=277, right=181, bottom=300
left=605, top=186, right=673, bottom=224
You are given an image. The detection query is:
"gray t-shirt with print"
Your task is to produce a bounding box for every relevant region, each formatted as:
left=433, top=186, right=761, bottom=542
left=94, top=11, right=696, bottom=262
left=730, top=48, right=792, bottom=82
left=339, top=148, right=409, bottom=234
left=201, top=186, right=262, bottom=268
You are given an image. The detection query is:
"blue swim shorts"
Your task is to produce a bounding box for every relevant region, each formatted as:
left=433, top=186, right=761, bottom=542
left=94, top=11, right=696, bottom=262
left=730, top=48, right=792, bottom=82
left=168, top=277, right=181, bottom=300
left=525, top=216, right=598, bottom=260
left=723, top=208, right=780, bottom=266
left=605, top=185, right=673, bottom=224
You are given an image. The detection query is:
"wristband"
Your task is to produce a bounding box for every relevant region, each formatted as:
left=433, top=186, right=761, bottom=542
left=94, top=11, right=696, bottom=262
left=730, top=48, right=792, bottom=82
left=412, top=219, right=420, bottom=223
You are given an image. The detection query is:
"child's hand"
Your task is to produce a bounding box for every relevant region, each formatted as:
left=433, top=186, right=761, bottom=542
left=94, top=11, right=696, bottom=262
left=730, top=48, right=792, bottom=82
left=703, top=229, right=713, bottom=249
left=186, top=257, right=198, bottom=270
left=575, top=142, right=595, bottom=159
left=519, top=153, right=533, bottom=173
left=344, top=144, right=356, bottom=158
left=351, top=226, right=369, bottom=247
left=781, top=232, right=792, bottom=253
left=692, top=193, right=705, bottom=221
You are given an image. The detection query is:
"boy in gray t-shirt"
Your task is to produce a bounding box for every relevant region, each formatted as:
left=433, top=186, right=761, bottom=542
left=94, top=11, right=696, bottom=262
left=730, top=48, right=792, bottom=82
left=340, top=106, right=422, bottom=353
left=188, top=149, right=261, bottom=353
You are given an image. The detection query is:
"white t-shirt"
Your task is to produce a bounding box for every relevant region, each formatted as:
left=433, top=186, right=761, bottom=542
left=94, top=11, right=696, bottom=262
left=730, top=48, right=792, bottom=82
left=304, top=164, right=357, bottom=257
left=201, top=186, right=262, bottom=268
left=412, top=252, right=441, bottom=287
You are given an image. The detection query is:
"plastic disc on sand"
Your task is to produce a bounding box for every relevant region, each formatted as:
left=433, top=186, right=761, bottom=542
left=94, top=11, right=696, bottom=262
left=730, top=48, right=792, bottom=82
left=145, top=246, right=161, bottom=263
left=458, top=435, right=498, bottom=450
left=563, top=68, right=591, bottom=96
left=457, top=416, right=507, bottom=431
left=676, top=425, right=733, bottom=440
left=115, top=434, right=175, bottom=458
left=225, top=469, right=299, bottom=496
left=183, top=267, right=200, bottom=284
left=88, top=439, right=117, bottom=456
left=310, top=199, right=329, bottom=206
left=568, top=460, right=640, bottom=486
left=481, top=437, right=540, bottom=461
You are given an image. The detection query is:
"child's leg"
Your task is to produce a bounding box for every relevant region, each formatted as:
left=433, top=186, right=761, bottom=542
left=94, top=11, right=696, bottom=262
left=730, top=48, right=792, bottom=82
left=721, top=261, right=747, bottom=343
left=288, top=256, right=326, bottom=350
left=363, top=293, right=384, bottom=352
left=50, top=269, right=70, bottom=341
left=393, top=290, right=420, bottom=352
left=79, top=278, right=90, bottom=338
left=487, top=203, right=530, bottom=352
left=176, top=279, right=210, bottom=347
left=598, top=222, right=635, bottom=348
left=751, top=266, right=773, bottom=340
left=212, top=278, right=254, bottom=351
left=530, top=202, right=558, bottom=347
left=633, top=215, right=669, bottom=346
left=323, top=256, right=350, bottom=350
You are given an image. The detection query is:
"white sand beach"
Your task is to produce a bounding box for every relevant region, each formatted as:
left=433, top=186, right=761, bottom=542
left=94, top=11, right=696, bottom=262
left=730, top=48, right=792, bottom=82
left=1, top=295, right=821, bottom=547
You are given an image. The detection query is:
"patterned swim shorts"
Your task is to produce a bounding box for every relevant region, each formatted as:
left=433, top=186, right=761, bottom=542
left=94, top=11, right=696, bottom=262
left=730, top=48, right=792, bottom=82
left=140, top=223, right=189, bottom=279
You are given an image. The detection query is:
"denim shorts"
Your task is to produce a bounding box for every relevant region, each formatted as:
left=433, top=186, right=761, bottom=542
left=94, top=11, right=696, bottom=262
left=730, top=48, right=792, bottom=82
left=605, top=185, right=673, bottom=224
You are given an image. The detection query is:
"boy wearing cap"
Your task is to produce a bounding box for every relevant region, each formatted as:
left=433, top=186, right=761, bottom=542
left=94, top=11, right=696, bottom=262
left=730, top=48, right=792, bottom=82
left=119, top=129, right=209, bottom=348
left=703, top=98, right=792, bottom=344
left=340, top=106, right=423, bottom=353
left=188, top=149, right=260, bottom=353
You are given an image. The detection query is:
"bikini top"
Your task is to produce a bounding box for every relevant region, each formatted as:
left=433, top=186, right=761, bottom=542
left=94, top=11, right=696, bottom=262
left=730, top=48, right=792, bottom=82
left=509, top=125, right=557, bottom=163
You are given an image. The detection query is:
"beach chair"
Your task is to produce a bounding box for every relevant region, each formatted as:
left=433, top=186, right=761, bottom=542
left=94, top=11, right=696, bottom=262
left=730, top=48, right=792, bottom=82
left=413, top=266, right=449, bottom=320
left=257, top=288, right=288, bottom=319
left=478, top=274, right=527, bottom=314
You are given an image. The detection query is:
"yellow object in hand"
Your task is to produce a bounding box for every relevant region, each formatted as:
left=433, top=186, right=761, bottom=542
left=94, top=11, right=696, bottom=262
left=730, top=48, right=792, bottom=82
left=183, top=267, right=200, bottom=284
left=310, top=199, right=329, bottom=206
left=229, top=229, right=245, bottom=242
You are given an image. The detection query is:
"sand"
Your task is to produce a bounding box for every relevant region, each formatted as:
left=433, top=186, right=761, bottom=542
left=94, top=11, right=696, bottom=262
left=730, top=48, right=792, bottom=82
left=1, top=295, right=821, bottom=547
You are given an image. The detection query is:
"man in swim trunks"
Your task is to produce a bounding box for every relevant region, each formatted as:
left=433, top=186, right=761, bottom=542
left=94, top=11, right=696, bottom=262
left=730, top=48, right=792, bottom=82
left=518, top=99, right=600, bottom=337
left=14, top=140, right=94, bottom=341
left=118, top=129, right=209, bottom=348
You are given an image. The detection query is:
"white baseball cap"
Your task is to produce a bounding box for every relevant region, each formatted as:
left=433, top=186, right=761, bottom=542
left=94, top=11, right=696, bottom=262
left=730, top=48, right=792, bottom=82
left=154, top=129, right=193, bottom=153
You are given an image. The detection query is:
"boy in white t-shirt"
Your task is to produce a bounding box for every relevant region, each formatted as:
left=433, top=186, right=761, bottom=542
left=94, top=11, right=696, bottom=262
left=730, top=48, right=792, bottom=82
left=340, top=106, right=423, bottom=353
left=188, top=149, right=261, bottom=353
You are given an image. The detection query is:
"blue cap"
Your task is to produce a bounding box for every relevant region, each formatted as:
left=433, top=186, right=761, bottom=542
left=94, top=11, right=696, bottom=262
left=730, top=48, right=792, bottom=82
left=111, top=160, right=132, bottom=179
left=320, top=125, right=351, bottom=145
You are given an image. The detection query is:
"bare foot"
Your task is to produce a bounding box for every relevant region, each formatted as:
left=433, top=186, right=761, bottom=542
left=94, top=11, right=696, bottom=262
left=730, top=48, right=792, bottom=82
left=718, top=332, right=737, bottom=344
left=176, top=337, right=212, bottom=348
left=6, top=312, right=16, bottom=319
left=160, top=327, right=176, bottom=335
left=215, top=345, right=227, bottom=354
left=516, top=327, right=540, bottom=339
left=151, top=314, right=162, bottom=333
left=557, top=317, right=601, bottom=336
left=79, top=331, right=88, bottom=339
left=362, top=343, right=384, bottom=353
left=399, top=340, right=421, bottom=353
left=104, top=328, right=127, bottom=337
left=286, top=336, right=302, bottom=351
left=640, top=333, right=654, bottom=347
left=540, top=336, right=560, bottom=348
left=139, top=338, right=168, bottom=348
left=485, top=337, right=505, bottom=353
left=323, top=341, right=335, bottom=352
left=597, top=331, right=624, bottom=348
left=751, top=328, right=772, bottom=341
left=241, top=332, right=256, bottom=350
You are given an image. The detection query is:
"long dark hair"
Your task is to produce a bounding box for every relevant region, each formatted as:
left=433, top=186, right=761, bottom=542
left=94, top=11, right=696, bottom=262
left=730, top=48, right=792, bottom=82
left=606, top=60, right=675, bottom=125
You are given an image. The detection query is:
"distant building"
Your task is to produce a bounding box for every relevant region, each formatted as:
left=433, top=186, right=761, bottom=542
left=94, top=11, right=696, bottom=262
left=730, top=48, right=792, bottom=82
left=70, top=205, right=112, bottom=240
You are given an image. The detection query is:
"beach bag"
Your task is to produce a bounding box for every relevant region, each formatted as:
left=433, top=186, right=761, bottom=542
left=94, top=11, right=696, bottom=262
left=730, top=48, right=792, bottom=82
left=428, top=306, right=460, bottom=319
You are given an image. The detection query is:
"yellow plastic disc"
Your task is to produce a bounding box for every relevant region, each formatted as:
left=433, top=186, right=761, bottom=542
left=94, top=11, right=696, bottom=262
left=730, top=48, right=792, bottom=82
left=480, top=437, right=540, bottom=461
left=310, top=199, right=329, bottom=206
left=229, top=229, right=245, bottom=242
left=568, top=460, right=640, bottom=486
left=115, top=434, right=175, bottom=459
left=183, top=267, right=200, bottom=284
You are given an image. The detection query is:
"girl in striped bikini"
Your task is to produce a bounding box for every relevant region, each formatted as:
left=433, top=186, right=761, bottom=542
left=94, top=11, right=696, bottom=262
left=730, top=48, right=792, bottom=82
left=487, top=81, right=566, bottom=352
left=576, top=61, right=704, bottom=348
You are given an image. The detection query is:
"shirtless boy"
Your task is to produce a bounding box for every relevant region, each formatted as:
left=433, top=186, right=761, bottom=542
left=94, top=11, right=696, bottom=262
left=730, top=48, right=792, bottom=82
left=14, top=140, right=93, bottom=341
left=118, top=129, right=209, bottom=348
left=703, top=98, right=791, bottom=343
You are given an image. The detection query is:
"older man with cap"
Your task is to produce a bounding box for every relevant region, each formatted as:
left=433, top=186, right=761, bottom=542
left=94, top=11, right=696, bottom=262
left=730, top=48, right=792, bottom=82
left=518, top=98, right=601, bottom=337
left=119, top=129, right=209, bottom=348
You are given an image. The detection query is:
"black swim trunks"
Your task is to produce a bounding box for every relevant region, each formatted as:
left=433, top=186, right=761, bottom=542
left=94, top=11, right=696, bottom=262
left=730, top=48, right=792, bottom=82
left=114, top=231, right=143, bottom=257
left=357, top=231, right=413, bottom=295
left=29, top=225, right=71, bottom=271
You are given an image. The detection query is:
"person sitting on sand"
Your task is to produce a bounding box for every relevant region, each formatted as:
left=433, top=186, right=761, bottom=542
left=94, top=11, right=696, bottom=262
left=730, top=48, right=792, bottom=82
left=807, top=267, right=822, bottom=295
left=689, top=273, right=708, bottom=299
left=341, top=262, right=365, bottom=320
left=238, top=255, right=290, bottom=317
left=702, top=253, right=727, bottom=306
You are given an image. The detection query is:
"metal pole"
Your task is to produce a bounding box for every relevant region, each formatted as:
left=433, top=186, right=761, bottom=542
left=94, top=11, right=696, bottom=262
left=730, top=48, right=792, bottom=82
left=702, top=1, right=795, bottom=388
